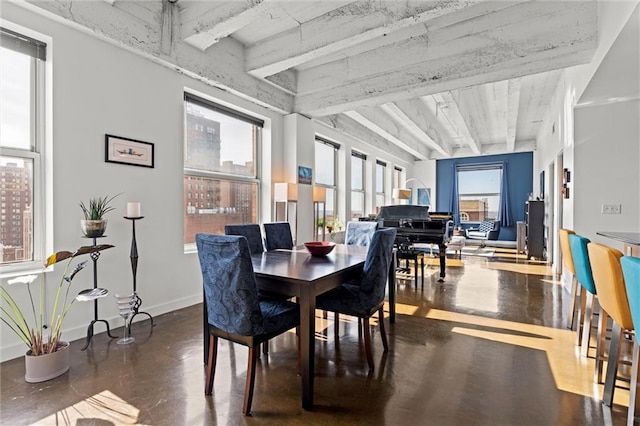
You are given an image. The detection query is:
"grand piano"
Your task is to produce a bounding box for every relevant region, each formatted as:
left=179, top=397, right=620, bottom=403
left=377, top=205, right=453, bottom=281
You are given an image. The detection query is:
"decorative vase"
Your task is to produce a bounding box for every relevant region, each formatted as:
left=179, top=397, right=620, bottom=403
left=81, top=219, right=107, bottom=238
left=24, top=341, right=70, bottom=383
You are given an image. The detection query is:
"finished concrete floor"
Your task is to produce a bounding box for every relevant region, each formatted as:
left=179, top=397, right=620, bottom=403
left=0, top=248, right=631, bottom=425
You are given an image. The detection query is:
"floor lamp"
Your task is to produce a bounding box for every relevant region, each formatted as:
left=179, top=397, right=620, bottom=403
left=274, top=182, right=298, bottom=222
left=393, top=178, right=429, bottom=205
left=313, top=186, right=326, bottom=241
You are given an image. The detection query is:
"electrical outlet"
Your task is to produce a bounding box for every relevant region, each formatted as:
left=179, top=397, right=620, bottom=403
left=602, top=204, right=622, bottom=214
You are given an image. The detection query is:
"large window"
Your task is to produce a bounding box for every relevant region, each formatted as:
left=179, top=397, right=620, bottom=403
left=393, top=166, right=404, bottom=204
left=183, top=94, right=262, bottom=247
left=314, top=137, right=338, bottom=233
left=0, top=27, right=46, bottom=269
left=351, top=151, right=366, bottom=219
left=457, top=166, right=502, bottom=222
left=375, top=160, right=386, bottom=210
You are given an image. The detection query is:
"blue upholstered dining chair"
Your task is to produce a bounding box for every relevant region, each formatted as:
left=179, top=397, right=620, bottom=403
left=622, top=255, right=640, bottom=426
left=588, top=242, right=632, bottom=408
left=316, top=227, right=397, bottom=371
left=263, top=222, right=294, bottom=251
left=569, top=234, right=602, bottom=377
left=344, top=221, right=378, bottom=246
left=224, top=224, right=264, bottom=254
left=196, top=234, right=300, bottom=415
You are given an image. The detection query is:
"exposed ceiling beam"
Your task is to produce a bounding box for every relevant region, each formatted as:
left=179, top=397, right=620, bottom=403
left=315, top=115, right=417, bottom=164
left=294, top=1, right=597, bottom=116
left=344, top=109, right=431, bottom=160
left=246, top=0, right=486, bottom=79
left=506, top=78, right=522, bottom=152
left=380, top=102, right=451, bottom=158
left=181, top=0, right=279, bottom=51
left=431, top=92, right=481, bottom=155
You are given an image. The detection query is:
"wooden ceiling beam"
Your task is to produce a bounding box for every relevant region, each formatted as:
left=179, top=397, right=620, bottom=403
left=295, top=1, right=597, bottom=116
left=506, top=78, right=522, bottom=152
left=431, top=92, right=481, bottom=155
left=345, top=108, right=431, bottom=160
left=246, top=0, right=486, bottom=78
left=180, top=0, right=280, bottom=51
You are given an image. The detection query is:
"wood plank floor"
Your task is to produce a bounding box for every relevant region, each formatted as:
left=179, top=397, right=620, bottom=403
left=0, top=249, right=630, bottom=425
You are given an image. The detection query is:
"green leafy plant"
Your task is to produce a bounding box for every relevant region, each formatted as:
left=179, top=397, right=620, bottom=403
left=1, top=245, right=113, bottom=355
left=79, top=194, right=120, bottom=220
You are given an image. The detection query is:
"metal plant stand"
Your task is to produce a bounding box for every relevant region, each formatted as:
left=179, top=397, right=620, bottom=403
left=124, top=216, right=154, bottom=333
left=81, top=236, right=117, bottom=350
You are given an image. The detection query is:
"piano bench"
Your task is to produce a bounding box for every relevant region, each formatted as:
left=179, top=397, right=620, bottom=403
left=395, top=250, right=424, bottom=289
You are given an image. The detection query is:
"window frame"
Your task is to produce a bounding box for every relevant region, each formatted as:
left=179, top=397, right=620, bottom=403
left=456, top=164, right=503, bottom=223
left=375, top=160, right=386, bottom=209
left=0, top=22, right=51, bottom=277
left=183, top=92, right=262, bottom=252
left=350, top=150, right=366, bottom=219
left=314, top=136, right=339, bottom=232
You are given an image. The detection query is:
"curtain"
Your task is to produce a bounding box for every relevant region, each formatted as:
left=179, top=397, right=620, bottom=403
left=449, top=164, right=460, bottom=225
left=498, top=161, right=513, bottom=227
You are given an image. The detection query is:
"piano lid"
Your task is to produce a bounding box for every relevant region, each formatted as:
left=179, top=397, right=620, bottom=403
left=378, top=205, right=430, bottom=220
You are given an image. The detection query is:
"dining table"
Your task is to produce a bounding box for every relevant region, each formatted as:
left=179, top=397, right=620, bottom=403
left=597, top=232, right=640, bottom=256
left=202, top=243, right=397, bottom=411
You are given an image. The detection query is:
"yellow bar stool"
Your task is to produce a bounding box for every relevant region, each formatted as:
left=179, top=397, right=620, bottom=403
left=559, top=229, right=580, bottom=333
left=588, top=242, right=632, bottom=407
left=622, top=256, right=640, bottom=426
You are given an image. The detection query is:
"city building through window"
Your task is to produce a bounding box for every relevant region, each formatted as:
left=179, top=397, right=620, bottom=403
left=183, top=93, right=262, bottom=247
left=1, top=27, right=47, bottom=269
left=457, top=166, right=502, bottom=222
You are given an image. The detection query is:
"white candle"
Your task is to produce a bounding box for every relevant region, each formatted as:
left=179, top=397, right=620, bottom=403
left=127, top=202, right=141, bottom=218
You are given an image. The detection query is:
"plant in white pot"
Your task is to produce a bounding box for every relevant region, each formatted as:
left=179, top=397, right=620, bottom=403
left=79, top=194, right=120, bottom=238
left=0, top=244, right=113, bottom=382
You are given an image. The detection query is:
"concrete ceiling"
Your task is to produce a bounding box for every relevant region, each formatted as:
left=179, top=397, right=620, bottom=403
left=24, top=0, right=599, bottom=161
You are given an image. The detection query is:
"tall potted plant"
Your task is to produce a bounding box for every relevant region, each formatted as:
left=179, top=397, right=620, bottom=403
left=79, top=194, right=120, bottom=238
left=1, top=245, right=113, bottom=382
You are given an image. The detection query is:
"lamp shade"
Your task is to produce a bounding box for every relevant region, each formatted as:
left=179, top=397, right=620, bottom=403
left=274, top=182, right=298, bottom=202
left=392, top=188, right=411, bottom=200
left=313, top=186, right=326, bottom=202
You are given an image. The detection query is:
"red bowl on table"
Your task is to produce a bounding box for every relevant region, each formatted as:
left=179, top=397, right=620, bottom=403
left=304, top=241, right=336, bottom=257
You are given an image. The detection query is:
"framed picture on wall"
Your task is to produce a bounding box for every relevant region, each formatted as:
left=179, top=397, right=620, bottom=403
left=105, top=134, right=154, bottom=168
left=298, top=166, right=312, bottom=185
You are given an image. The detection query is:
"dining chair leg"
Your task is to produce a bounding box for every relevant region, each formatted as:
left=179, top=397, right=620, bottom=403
left=363, top=317, right=374, bottom=371
left=568, top=276, right=579, bottom=330
left=595, top=305, right=608, bottom=384
left=576, top=288, right=587, bottom=346
left=580, top=292, right=595, bottom=357
left=243, top=346, right=259, bottom=416
left=205, top=335, right=218, bottom=395
left=603, top=322, right=623, bottom=407
left=628, top=336, right=640, bottom=426
left=262, top=341, right=268, bottom=355
left=378, top=308, right=389, bottom=351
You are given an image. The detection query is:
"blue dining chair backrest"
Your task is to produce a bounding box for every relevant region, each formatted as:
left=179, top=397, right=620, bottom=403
left=224, top=224, right=264, bottom=254
left=345, top=221, right=378, bottom=246
left=569, top=234, right=597, bottom=295
left=263, top=222, right=294, bottom=251
left=622, top=256, right=640, bottom=332
left=196, top=234, right=264, bottom=336
left=360, top=228, right=397, bottom=304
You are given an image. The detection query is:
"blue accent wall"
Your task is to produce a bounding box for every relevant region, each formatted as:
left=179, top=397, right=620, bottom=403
left=435, top=152, right=533, bottom=241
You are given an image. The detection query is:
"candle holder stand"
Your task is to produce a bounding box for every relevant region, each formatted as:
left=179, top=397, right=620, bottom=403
left=81, top=236, right=118, bottom=351
left=124, top=216, right=154, bottom=333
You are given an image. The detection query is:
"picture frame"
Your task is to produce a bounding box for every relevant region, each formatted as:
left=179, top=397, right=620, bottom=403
left=105, top=134, right=154, bottom=168
left=298, top=166, right=312, bottom=185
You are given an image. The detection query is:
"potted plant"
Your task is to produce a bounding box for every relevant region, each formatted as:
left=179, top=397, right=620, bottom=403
left=1, top=244, right=113, bottom=382
left=79, top=194, right=120, bottom=238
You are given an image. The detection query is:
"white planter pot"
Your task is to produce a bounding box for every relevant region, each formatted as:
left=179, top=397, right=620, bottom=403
left=24, top=342, right=70, bottom=383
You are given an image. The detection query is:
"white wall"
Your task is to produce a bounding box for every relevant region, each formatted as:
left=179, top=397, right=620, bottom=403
left=0, top=3, right=414, bottom=361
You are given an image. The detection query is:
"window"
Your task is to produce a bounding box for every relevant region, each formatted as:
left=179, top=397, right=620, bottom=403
left=183, top=93, right=262, bottom=247
left=375, top=160, right=386, bottom=210
left=1, top=26, right=47, bottom=269
left=393, top=166, right=404, bottom=204
left=351, top=151, right=366, bottom=219
left=457, top=166, right=502, bottom=222
left=314, top=137, right=338, bottom=234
